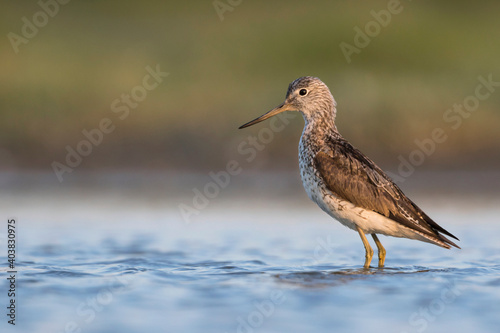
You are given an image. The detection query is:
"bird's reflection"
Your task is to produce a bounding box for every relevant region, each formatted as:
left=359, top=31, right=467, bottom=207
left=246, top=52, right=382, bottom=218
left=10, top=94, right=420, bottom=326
left=274, top=266, right=436, bottom=288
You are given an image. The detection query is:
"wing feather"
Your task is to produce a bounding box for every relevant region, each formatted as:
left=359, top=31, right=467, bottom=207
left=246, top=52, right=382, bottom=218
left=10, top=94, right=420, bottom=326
left=314, top=138, right=459, bottom=248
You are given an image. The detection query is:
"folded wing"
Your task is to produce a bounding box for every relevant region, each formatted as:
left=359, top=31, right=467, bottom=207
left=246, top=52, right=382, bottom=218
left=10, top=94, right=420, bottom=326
left=314, top=137, right=459, bottom=249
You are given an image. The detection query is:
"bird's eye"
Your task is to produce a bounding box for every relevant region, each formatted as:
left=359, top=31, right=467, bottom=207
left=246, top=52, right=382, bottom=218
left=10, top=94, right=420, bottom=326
left=299, top=89, right=307, bottom=96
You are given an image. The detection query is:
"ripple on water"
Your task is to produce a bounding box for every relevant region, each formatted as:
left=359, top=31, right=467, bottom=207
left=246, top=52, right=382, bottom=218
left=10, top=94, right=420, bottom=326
left=273, top=265, right=452, bottom=287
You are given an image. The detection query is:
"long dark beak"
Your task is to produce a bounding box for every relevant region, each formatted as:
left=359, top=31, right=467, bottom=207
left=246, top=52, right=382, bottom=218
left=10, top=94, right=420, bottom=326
left=239, top=102, right=295, bottom=129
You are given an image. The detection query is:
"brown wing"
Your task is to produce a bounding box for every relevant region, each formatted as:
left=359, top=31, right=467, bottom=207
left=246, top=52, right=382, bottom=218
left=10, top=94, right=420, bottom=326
left=314, top=137, right=459, bottom=248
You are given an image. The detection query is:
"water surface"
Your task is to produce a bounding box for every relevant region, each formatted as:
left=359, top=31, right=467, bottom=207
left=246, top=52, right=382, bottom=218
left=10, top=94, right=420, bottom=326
left=1, top=172, right=499, bottom=333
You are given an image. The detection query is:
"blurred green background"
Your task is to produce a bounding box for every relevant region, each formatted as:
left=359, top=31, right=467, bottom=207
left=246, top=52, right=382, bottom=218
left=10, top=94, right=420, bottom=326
left=2, top=0, right=499, bottom=174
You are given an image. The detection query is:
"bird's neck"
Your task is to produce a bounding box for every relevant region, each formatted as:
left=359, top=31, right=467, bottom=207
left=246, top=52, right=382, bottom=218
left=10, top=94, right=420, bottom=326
left=301, top=108, right=339, bottom=140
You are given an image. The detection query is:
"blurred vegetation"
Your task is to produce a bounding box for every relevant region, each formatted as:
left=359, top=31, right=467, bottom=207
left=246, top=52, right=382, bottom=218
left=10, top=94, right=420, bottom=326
left=1, top=0, right=499, bottom=172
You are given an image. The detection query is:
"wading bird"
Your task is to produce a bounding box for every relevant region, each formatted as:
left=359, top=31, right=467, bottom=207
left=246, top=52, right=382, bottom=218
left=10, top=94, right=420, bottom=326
left=239, top=76, right=459, bottom=268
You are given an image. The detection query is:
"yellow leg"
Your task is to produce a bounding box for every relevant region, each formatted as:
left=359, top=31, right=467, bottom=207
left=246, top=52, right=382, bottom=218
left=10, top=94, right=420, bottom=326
left=356, top=226, right=373, bottom=268
left=371, top=234, right=386, bottom=268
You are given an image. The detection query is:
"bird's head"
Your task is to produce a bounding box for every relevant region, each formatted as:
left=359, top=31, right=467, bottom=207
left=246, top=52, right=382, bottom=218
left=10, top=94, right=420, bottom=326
left=239, top=76, right=337, bottom=129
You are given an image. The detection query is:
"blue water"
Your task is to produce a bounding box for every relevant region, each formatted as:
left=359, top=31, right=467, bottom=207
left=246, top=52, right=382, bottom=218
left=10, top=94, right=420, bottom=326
left=1, top=173, right=500, bottom=333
